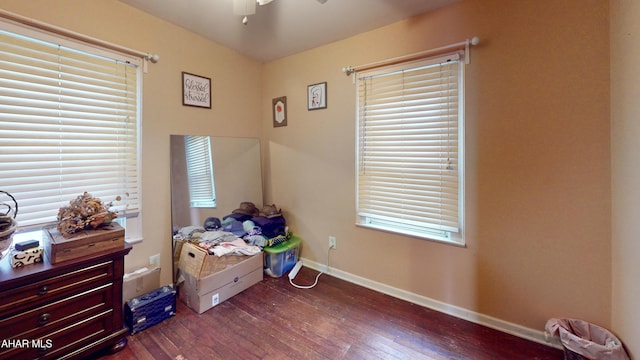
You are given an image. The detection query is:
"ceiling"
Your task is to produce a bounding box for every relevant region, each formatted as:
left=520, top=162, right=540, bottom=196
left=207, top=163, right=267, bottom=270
left=118, top=0, right=458, bottom=63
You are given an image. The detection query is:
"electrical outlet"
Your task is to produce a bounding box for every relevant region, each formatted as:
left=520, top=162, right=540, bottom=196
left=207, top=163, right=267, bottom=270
left=149, top=254, right=160, bottom=267
left=329, top=236, right=337, bottom=249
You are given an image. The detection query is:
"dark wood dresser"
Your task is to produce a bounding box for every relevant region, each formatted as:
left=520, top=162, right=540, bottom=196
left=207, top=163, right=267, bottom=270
left=0, top=243, right=131, bottom=360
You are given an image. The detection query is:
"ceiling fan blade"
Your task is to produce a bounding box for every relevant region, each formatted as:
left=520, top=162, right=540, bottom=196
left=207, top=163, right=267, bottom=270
left=257, top=0, right=327, bottom=6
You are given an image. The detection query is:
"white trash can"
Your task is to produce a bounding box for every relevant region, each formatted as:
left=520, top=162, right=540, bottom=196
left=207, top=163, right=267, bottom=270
left=545, top=318, right=630, bottom=360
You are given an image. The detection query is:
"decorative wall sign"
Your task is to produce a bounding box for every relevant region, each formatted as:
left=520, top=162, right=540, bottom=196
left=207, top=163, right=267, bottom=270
left=307, top=82, right=327, bottom=110
left=182, top=72, right=211, bottom=108
left=272, top=96, right=287, bottom=127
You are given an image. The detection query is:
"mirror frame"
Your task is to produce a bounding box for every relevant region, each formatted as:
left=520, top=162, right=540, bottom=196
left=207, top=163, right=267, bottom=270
left=169, top=135, right=263, bottom=284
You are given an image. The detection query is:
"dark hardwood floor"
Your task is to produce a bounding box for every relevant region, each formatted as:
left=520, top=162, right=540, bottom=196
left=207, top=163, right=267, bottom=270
left=97, top=267, right=564, bottom=360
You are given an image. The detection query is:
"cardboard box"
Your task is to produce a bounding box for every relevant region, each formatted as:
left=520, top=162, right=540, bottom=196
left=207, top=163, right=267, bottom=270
left=10, top=247, right=44, bottom=268
left=173, top=239, right=185, bottom=282
left=179, top=252, right=263, bottom=314
left=123, top=266, right=161, bottom=303
left=178, top=242, right=249, bottom=278
left=45, top=223, right=124, bottom=264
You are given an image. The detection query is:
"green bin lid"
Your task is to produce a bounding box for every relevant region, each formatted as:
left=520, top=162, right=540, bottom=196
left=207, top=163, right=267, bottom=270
left=263, top=235, right=301, bottom=253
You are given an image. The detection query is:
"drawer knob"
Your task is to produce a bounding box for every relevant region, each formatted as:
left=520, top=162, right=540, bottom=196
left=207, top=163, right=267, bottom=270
left=38, top=313, right=51, bottom=325
left=38, top=285, right=49, bottom=295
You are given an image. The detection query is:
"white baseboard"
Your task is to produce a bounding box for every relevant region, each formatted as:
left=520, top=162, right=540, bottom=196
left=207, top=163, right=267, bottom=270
left=300, top=257, right=562, bottom=350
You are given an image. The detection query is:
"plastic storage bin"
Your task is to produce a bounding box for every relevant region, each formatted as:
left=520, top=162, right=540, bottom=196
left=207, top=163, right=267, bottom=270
left=263, top=235, right=301, bottom=277
left=124, top=285, right=176, bottom=334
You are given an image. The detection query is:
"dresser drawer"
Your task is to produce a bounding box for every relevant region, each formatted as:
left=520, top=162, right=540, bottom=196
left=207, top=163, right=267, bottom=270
left=0, top=242, right=131, bottom=359
left=0, top=309, right=114, bottom=360
left=0, top=283, right=113, bottom=340
left=0, top=260, right=113, bottom=316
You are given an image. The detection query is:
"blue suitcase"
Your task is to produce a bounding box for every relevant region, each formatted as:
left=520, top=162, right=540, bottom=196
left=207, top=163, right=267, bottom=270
left=124, top=285, right=176, bottom=334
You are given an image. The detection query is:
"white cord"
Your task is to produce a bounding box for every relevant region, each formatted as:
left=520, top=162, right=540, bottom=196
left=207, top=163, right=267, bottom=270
left=289, top=271, right=322, bottom=289
left=288, top=244, right=331, bottom=289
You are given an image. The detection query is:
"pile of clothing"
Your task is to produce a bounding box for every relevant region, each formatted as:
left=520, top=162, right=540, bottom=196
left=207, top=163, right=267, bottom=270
left=173, top=202, right=288, bottom=257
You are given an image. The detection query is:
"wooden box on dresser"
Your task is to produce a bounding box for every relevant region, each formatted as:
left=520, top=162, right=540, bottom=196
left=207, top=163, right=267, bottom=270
left=0, top=243, right=132, bottom=360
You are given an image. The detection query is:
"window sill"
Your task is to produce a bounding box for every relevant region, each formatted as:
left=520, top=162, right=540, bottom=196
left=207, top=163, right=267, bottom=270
left=355, top=223, right=466, bottom=248
left=125, top=237, right=144, bottom=245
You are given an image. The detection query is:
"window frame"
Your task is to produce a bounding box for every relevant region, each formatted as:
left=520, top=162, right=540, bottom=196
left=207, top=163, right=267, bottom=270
left=355, top=52, right=465, bottom=246
left=184, top=135, right=217, bottom=208
left=0, top=19, right=144, bottom=243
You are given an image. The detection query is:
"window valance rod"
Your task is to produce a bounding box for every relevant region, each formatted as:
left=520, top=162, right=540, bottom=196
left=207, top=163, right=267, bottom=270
left=0, top=9, right=160, bottom=66
left=342, top=36, right=479, bottom=76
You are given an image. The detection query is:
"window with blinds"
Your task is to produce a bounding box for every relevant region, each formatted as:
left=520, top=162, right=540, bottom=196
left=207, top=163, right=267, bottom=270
left=184, top=135, right=216, bottom=208
left=356, top=53, right=464, bottom=245
left=0, top=24, right=142, bottom=241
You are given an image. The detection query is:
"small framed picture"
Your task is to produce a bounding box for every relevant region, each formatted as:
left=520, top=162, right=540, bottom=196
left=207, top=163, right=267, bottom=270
left=307, top=82, right=327, bottom=110
left=272, top=96, right=287, bottom=127
left=182, top=72, right=211, bottom=108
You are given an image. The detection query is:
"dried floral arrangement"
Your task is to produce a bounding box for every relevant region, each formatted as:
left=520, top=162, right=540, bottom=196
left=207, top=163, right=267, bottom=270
left=57, top=192, right=119, bottom=235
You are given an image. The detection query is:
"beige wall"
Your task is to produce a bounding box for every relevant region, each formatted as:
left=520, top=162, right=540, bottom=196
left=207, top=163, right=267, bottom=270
left=263, top=0, right=611, bottom=333
left=2, top=0, right=632, bottom=349
left=0, top=0, right=263, bottom=283
left=611, top=0, right=640, bottom=358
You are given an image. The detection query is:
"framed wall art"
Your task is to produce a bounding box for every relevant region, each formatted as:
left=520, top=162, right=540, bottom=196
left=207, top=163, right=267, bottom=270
left=272, top=96, right=287, bottom=127
left=182, top=72, right=211, bottom=108
left=307, top=82, right=327, bottom=110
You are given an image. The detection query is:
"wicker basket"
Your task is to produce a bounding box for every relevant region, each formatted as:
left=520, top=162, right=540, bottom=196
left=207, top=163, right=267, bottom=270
left=0, top=219, right=17, bottom=259
left=0, top=191, right=18, bottom=257
left=0, top=190, right=18, bottom=216
left=178, top=242, right=248, bottom=278
left=0, top=217, right=17, bottom=241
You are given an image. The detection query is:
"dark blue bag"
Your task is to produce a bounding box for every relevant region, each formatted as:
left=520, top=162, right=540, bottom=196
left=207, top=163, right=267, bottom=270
left=223, top=212, right=252, bottom=222
left=252, top=215, right=286, bottom=238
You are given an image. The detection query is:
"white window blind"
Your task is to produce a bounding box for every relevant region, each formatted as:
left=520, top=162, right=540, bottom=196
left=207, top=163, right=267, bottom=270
left=0, top=27, right=141, bottom=231
left=184, top=135, right=216, bottom=208
left=356, top=53, right=464, bottom=244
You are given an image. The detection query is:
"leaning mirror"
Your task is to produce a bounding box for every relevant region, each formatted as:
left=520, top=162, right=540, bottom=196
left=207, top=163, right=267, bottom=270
left=169, top=135, right=263, bottom=283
